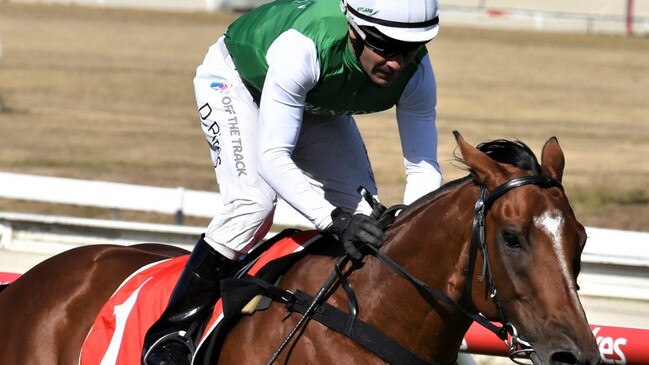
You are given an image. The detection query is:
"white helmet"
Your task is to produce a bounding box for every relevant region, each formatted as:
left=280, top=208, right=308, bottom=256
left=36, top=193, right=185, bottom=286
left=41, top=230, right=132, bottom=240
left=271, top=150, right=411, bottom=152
left=341, top=0, right=440, bottom=43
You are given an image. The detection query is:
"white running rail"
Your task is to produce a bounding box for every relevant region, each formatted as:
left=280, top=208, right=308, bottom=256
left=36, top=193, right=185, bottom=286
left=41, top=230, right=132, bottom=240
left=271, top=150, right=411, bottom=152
left=1, top=171, right=648, bottom=303
left=0, top=171, right=311, bottom=227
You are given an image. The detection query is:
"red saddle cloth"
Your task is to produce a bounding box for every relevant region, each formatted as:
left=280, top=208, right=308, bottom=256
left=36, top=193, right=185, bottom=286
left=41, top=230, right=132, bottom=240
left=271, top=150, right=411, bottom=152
left=79, top=230, right=321, bottom=365
left=0, top=272, right=20, bottom=284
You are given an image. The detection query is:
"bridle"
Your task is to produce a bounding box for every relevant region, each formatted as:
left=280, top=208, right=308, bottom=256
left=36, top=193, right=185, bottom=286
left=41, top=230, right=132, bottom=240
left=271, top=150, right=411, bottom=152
left=267, top=174, right=564, bottom=365
left=368, top=174, right=564, bottom=364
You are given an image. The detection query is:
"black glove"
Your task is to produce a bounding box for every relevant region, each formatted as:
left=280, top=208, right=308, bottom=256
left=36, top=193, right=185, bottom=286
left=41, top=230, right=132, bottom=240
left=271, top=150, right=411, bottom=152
left=326, top=208, right=387, bottom=260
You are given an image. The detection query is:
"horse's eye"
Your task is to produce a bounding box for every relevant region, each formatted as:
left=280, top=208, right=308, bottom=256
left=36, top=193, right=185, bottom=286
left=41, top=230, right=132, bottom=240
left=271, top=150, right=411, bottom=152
left=502, top=230, right=521, bottom=248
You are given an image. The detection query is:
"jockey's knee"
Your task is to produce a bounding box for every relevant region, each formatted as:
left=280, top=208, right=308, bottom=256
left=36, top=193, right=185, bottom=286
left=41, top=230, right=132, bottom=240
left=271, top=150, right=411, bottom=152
left=238, top=195, right=276, bottom=224
left=204, top=197, right=276, bottom=258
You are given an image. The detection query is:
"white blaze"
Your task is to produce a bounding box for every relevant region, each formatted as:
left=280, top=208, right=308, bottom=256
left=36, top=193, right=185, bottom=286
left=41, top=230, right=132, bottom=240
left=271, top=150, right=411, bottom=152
left=533, top=210, right=581, bottom=305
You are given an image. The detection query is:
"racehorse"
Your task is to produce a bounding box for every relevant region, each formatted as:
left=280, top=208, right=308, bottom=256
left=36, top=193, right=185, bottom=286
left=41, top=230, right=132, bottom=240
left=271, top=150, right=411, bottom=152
left=0, top=132, right=600, bottom=365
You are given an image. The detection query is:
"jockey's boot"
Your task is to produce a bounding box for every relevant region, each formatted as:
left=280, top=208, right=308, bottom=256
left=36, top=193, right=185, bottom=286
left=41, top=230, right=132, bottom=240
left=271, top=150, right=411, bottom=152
left=141, top=234, right=233, bottom=365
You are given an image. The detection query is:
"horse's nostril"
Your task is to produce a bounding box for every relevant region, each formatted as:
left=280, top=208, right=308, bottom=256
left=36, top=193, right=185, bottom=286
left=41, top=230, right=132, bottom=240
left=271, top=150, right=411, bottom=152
left=551, top=351, right=579, bottom=364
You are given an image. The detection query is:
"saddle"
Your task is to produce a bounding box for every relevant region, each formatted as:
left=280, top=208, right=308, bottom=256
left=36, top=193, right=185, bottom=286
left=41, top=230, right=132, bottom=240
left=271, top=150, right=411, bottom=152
left=192, top=229, right=328, bottom=364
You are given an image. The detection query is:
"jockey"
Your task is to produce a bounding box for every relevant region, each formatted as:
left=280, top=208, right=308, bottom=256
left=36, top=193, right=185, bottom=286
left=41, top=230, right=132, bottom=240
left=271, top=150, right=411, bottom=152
left=142, top=0, right=443, bottom=363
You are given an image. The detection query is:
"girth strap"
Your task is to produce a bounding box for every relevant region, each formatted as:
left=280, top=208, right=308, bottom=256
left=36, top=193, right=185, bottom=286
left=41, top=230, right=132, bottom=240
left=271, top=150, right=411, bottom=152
left=287, top=290, right=438, bottom=365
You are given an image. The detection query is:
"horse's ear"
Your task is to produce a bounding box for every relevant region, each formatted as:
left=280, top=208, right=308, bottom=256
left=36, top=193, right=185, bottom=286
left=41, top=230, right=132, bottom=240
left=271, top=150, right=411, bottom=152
left=541, top=136, right=565, bottom=182
left=453, top=131, right=508, bottom=189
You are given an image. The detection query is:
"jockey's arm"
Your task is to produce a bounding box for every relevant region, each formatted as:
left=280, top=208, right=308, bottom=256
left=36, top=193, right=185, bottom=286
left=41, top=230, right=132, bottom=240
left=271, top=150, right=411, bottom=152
left=256, top=31, right=337, bottom=230
left=395, top=54, right=443, bottom=204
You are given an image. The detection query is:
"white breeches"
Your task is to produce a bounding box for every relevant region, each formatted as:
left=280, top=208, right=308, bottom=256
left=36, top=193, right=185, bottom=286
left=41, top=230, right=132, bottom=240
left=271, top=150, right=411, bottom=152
left=193, top=37, right=376, bottom=259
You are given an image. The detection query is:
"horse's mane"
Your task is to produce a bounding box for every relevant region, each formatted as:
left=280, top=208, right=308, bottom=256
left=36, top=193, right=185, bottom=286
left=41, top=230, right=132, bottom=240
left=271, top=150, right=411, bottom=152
left=400, top=138, right=542, bottom=213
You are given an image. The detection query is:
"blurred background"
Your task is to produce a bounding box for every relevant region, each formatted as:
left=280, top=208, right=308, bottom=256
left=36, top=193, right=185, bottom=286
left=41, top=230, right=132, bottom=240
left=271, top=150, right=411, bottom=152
left=0, top=1, right=648, bottom=364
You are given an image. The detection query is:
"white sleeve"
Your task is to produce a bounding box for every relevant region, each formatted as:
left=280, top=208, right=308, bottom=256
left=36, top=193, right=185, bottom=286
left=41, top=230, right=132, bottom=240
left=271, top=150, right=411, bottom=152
left=257, top=30, right=336, bottom=229
left=396, top=54, right=443, bottom=204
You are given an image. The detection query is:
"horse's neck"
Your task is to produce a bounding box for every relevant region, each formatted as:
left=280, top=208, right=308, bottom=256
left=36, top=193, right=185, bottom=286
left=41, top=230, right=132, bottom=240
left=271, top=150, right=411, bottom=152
left=349, top=182, right=477, bottom=362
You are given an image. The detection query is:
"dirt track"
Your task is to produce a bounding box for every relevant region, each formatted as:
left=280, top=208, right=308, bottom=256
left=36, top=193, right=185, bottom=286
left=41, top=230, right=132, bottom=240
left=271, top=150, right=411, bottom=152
left=0, top=3, right=647, bottom=230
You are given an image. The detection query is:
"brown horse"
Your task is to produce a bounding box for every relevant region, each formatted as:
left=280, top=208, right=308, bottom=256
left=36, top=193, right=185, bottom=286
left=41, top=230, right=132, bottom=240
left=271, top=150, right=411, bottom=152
left=0, top=132, right=600, bottom=365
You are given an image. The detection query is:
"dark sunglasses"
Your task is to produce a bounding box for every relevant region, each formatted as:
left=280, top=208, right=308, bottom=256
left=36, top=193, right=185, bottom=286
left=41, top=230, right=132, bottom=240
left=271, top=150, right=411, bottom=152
left=358, top=26, right=426, bottom=58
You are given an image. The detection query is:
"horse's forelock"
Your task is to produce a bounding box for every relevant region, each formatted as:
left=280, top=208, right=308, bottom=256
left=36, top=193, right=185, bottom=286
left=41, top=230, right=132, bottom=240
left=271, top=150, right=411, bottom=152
left=476, top=139, right=543, bottom=174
